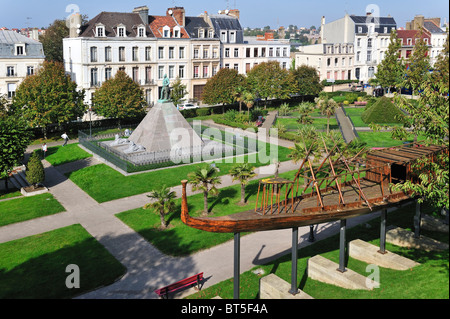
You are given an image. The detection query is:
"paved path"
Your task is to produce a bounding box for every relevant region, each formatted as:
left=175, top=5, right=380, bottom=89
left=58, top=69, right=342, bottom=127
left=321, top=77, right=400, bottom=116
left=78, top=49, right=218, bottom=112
left=0, top=132, right=383, bottom=299
left=335, top=107, right=357, bottom=143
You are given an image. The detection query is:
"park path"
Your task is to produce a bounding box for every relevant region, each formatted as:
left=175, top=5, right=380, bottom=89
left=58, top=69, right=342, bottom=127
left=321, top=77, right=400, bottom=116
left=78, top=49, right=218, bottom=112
left=335, top=107, right=357, bottom=143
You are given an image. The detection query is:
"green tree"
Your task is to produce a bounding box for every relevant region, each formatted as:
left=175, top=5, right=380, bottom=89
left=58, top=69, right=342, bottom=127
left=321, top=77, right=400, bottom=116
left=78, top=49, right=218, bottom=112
left=315, top=96, right=338, bottom=134
left=13, top=61, right=85, bottom=139
left=0, top=110, right=31, bottom=190
left=26, top=151, right=45, bottom=189
left=202, top=68, right=245, bottom=106
left=229, top=163, right=256, bottom=204
left=296, top=102, right=314, bottom=125
left=144, top=185, right=176, bottom=229
left=92, top=70, right=146, bottom=129
left=404, top=29, right=432, bottom=94
left=375, top=30, right=405, bottom=92
left=233, top=85, right=247, bottom=113
left=291, top=65, right=323, bottom=96
left=188, top=165, right=221, bottom=215
left=432, top=31, right=449, bottom=88
left=170, top=77, right=188, bottom=107
left=39, top=19, right=69, bottom=63
left=246, top=61, right=297, bottom=108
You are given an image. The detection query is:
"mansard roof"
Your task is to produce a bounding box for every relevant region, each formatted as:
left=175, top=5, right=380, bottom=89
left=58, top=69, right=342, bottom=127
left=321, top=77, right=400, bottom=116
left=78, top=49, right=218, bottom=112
left=184, top=16, right=217, bottom=39
left=148, top=15, right=190, bottom=38
left=349, top=15, right=397, bottom=26
left=79, top=12, right=154, bottom=38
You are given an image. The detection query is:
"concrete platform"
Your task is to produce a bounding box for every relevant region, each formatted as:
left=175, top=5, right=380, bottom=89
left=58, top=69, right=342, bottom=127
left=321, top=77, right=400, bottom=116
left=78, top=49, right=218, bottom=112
left=259, top=274, right=314, bottom=299
left=420, top=215, right=449, bottom=233
left=349, top=239, right=420, bottom=270
left=307, top=255, right=374, bottom=290
left=386, top=226, right=449, bottom=252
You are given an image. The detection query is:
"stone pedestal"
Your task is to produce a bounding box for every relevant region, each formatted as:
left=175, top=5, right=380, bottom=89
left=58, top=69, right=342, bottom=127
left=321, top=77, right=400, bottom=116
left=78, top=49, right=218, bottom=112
left=259, top=274, right=313, bottom=299
left=386, top=226, right=449, bottom=251
left=307, top=255, right=373, bottom=290
left=349, top=239, right=420, bottom=270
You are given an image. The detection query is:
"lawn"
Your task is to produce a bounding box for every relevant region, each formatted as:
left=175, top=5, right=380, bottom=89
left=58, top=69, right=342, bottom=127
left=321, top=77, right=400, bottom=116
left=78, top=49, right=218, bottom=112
left=0, top=193, right=66, bottom=227
left=357, top=131, right=421, bottom=149
left=276, top=117, right=339, bottom=131
left=0, top=188, right=22, bottom=201
left=35, top=144, right=92, bottom=166
left=186, top=202, right=449, bottom=299
left=117, top=169, right=301, bottom=257
left=67, top=142, right=292, bottom=203
left=0, top=224, right=126, bottom=298
left=344, top=107, right=404, bottom=128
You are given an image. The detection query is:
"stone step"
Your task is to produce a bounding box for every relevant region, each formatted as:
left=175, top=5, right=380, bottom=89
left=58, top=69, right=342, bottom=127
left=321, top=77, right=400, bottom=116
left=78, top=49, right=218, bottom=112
left=260, top=274, right=314, bottom=299
left=16, top=170, right=31, bottom=187
left=386, top=226, right=449, bottom=252
left=307, top=255, right=374, bottom=290
left=349, top=239, right=420, bottom=270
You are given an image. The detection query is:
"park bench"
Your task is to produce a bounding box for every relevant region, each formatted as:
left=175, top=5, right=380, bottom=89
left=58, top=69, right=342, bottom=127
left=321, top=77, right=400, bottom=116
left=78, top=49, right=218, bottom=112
left=154, top=272, right=204, bottom=299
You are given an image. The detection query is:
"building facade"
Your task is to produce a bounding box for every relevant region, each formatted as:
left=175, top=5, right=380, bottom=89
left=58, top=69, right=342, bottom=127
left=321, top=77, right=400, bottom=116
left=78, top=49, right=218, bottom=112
left=0, top=30, right=45, bottom=100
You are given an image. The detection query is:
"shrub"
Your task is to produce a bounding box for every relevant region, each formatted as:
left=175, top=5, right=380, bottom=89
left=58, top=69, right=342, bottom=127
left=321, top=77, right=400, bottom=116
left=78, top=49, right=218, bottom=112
left=361, top=97, right=405, bottom=124
left=196, top=108, right=210, bottom=117
left=26, top=152, right=45, bottom=188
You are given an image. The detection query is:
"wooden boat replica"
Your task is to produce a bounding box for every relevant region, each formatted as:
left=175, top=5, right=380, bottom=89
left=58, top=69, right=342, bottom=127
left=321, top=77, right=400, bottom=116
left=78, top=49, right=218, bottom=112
left=181, top=142, right=447, bottom=234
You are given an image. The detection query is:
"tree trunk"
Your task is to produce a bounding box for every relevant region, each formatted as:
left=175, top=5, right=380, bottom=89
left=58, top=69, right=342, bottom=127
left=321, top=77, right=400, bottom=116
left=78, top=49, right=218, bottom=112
left=239, top=101, right=242, bottom=113
left=159, top=208, right=167, bottom=229
left=241, top=184, right=246, bottom=204
left=327, top=116, right=330, bottom=134
left=203, top=190, right=209, bottom=214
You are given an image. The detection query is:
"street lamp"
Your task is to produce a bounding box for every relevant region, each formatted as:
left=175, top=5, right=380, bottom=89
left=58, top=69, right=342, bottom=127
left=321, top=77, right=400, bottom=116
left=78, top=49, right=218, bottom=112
left=89, top=105, right=92, bottom=138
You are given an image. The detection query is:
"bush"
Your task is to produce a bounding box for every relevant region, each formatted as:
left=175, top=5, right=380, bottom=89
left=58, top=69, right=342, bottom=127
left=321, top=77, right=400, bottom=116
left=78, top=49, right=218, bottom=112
left=361, top=97, right=405, bottom=124
left=196, top=108, right=210, bottom=117
left=26, top=152, right=45, bottom=188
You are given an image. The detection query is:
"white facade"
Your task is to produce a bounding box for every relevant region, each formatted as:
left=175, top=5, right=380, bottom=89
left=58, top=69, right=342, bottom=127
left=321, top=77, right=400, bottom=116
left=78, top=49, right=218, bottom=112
left=294, top=43, right=355, bottom=82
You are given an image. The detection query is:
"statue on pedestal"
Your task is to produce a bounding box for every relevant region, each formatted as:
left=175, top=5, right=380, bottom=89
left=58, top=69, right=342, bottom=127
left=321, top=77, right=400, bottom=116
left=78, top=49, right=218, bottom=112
left=159, top=74, right=171, bottom=103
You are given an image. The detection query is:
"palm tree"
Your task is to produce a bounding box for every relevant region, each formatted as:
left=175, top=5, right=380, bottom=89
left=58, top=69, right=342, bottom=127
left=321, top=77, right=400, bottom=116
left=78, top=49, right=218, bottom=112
left=229, top=163, right=257, bottom=205
left=316, top=97, right=338, bottom=134
left=234, top=85, right=246, bottom=113
left=243, top=91, right=255, bottom=116
left=144, top=185, right=176, bottom=229
left=188, top=165, right=221, bottom=215
left=296, top=102, right=314, bottom=125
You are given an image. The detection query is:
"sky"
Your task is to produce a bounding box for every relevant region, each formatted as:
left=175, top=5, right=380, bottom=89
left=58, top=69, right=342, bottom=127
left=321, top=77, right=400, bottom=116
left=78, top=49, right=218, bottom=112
left=0, top=0, right=448, bottom=30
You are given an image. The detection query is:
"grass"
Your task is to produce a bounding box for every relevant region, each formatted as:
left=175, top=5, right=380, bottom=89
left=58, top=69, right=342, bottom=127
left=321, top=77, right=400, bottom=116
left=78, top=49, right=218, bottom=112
left=186, top=203, right=449, bottom=299
left=117, top=170, right=302, bottom=257
left=276, top=117, right=339, bottom=131
left=0, top=224, right=126, bottom=298
left=0, top=188, right=22, bottom=201
left=0, top=193, right=66, bottom=227
left=67, top=142, right=292, bottom=203
left=35, top=144, right=92, bottom=166
left=344, top=107, right=403, bottom=128
left=357, top=132, right=422, bottom=149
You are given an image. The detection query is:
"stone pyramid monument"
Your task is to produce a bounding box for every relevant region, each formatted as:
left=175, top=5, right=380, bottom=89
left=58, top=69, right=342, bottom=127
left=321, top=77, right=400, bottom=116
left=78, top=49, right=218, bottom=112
left=128, top=101, right=204, bottom=153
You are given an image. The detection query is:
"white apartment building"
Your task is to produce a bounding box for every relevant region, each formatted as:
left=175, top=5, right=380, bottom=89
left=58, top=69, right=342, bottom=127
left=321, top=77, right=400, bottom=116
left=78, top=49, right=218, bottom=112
left=294, top=43, right=355, bottom=82
left=0, top=30, right=45, bottom=100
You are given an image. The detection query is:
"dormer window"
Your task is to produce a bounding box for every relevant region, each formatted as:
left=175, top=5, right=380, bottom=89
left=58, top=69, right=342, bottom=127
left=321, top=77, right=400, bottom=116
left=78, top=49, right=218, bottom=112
left=138, top=26, right=146, bottom=37
left=163, top=25, right=170, bottom=38
left=15, top=44, right=25, bottom=56
left=199, top=29, right=205, bottom=38
left=229, top=31, right=236, bottom=43
left=96, top=24, right=105, bottom=37
left=117, top=24, right=126, bottom=37
left=173, top=26, right=181, bottom=38
left=208, top=29, right=214, bottom=38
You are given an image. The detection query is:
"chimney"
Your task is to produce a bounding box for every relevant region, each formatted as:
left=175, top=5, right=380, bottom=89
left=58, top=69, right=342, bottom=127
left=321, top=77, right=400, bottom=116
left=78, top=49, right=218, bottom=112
left=167, top=7, right=185, bottom=27
left=68, top=13, right=82, bottom=38
left=228, top=9, right=240, bottom=20
left=133, top=6, right=149, bottom=25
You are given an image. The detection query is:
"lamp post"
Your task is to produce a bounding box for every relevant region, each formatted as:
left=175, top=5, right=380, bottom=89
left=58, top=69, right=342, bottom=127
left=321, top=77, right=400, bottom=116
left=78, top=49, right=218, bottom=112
left=89, top=105, right=92, bottom=138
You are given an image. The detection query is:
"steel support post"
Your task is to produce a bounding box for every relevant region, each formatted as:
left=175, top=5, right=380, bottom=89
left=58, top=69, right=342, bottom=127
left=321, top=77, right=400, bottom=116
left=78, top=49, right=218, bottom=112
left=308, top=225, right=315, bottom=242
left=337, top=219, right=347, bottom=273
left=379, top=209, right=387, bottom=254
left=233, top=232, right=240, bottom=300
left=414, top=200, right=421, bottom=238
left=289, top=227, right=300, bottom=295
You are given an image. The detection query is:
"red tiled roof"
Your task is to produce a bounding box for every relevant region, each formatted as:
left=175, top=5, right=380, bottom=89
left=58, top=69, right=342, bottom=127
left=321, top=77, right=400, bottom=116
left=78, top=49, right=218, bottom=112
left=397, top=30, right=430, bottom=46
left=148, top=15, right=190, bottom=38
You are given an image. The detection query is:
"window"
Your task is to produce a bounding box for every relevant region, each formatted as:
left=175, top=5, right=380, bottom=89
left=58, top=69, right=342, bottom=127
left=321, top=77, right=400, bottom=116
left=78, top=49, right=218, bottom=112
left=194, top=48, right=199, bottom=59
left=225, top=48, right=230, bottom=58
left=269, top=48, right=273, bottom=57
left=194, top=65, right=199, bottom=78
left=282, top=62, right=287, bottom=69
left=145, top=67, right=152, bottom=84
left=212, top=48, right=218, bottom=58
left=367, top=51, right=372, bottom=62
left=118, top=26, right=126, bottom=37
left=246, top=48, right=251, bottom=58
left=158, top=66, right=164, bottom=79
left=276, top=48, right=280, bottom=57
left=90, top=47, right=97, bottom=62
left=283, top=48, right=287, bottom=57
left=169, top=47, right=174, bottom=59
left=203, top=66, right=209, bottom=78
left=212, top=64, right=218, bottom=76
left=199, top=29, right=205, bottom=38
left=16, top=45, right=24, bottom=55
left=105, top=68, right=112, bottom=81
left=334, top=58, right=338, bottom=67
left=246, top=63, right=251, bottom=73
left=357, top=51, right=361, bottom=62
left=327, top=58, right=331, bottom=67
left=169, top=65, right=175, bottom=79
left=234, top=48, right=239, bottom=58
left=203, top=48, right=209, bottom=59
left=158, top=47, right=164, bottom=59
left=342, top=58, right=346, bottom=66
left=229, top=31, right=236, bottom=43
left=220, top=31, right=227, bottom=42
left=179, top=47, right=185, bottom=59
left=254, top=48, right=258, bottom=57
left=357, top=38, right=361, bottom=47
left=208, top=29, right=214, bottom=38
left=261, top=48, right=266, bottom=57
left=173, top=26, right=181, bottom=38
left=105, top=47, right=112, bottom=62
left=96, top=26, right=105, bottom=37
left=145, top=47, right=151, bottom=61
left=358, top=26, right=363, bottom=33
left=138, top=27, right=145, bottom=37
left=407, top=38, right=412, bottom=46
left=178, top=65, right=185, bottom=78
left=384, top=27, right=388, bottom=33
left=132, top=67, right=139, bottom=83
left=27, top=66, right=34, bottom=76
left=349, top=57, right=352, bottom=66
left=233, top=64, right=239, bottom=71
left=119, top=47, right=125, bottom=62
left=132, top=47, right=138, bottom=61
left=368, top=39, right=372, bottom=48
left=163, top=26, right=170, bottom=38
left=7, top=66, right=15, bottom=77
left=7, top=83, right=16, bottom=99
left=91, top=68, right=98, bottom=86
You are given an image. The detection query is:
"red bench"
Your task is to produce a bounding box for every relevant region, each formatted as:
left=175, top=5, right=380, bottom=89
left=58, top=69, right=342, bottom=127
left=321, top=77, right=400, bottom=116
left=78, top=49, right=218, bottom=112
left=154, top=273, right=204, bottom=299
